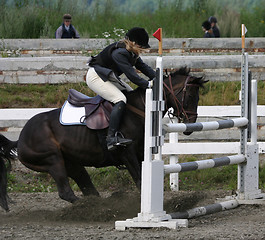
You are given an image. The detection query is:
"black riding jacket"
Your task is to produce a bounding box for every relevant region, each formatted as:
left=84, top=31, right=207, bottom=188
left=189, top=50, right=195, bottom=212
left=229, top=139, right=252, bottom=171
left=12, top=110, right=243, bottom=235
left=212, top=26, right=220, bottom=38
left=89, top=42, right=155, bottom=89
left=61, top=24, right=77, bottom=38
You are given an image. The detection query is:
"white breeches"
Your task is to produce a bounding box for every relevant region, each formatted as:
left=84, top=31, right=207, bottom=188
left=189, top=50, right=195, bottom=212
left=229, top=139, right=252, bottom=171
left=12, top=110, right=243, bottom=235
left=86, top=67, right=133, bottom=104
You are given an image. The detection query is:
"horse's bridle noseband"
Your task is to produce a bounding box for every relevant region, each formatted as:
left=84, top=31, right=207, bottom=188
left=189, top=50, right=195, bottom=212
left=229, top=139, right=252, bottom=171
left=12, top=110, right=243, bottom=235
left=163, top=74, right=199, bottom=122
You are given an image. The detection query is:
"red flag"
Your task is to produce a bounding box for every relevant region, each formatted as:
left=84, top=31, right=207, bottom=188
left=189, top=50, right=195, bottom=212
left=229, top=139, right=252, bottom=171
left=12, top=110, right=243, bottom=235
left=153, top=28, right=162, bottom=41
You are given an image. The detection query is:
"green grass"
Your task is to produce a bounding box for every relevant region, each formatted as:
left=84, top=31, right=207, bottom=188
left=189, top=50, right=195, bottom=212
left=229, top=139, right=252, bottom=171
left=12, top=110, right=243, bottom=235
left=7, top=172, right=57, bottom=193
left=1, top=0, right=265, bottom=38
left=1, top=81, right=265, bottom=108
left=7, top=158, right=265, bottom=193
left=7, top=167, right=136, bottom=193
left=0, top=82, right=95, bottom=108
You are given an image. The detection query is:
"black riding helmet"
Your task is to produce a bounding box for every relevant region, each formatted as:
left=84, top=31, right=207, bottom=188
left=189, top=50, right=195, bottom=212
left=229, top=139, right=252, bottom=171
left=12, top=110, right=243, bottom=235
left=208, top=16, right=217, bottom=23
left=202, top=21, right=211, bottom=31
left=125, top=27, right=150, bottom=49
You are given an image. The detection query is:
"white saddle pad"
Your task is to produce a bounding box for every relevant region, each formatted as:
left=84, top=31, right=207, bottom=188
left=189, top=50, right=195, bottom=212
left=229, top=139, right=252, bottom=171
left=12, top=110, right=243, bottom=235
left=59, top=101, right=86, bottom=125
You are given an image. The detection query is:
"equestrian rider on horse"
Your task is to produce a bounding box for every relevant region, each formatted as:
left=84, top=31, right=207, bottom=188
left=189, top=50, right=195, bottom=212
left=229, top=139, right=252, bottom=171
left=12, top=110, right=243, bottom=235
left=86, top=27, right=155, bottom=151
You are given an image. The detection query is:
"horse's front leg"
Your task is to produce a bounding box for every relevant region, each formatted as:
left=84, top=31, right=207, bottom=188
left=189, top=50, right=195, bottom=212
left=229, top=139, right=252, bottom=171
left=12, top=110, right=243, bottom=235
left=120, top=146, right=142, bottom=190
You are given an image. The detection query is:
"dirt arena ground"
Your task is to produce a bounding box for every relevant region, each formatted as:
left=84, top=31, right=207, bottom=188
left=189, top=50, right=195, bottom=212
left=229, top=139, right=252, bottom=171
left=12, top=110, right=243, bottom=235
left=1, top=189, right=265, bottom=240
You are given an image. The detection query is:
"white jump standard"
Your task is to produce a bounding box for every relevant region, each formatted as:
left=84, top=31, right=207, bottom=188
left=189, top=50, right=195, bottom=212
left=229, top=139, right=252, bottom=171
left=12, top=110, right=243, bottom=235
left=115, top=52, right=265, bottom=231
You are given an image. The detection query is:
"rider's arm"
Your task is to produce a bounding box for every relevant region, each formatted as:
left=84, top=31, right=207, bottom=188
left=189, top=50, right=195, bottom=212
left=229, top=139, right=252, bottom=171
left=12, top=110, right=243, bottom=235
left=112, top=48, right=149, bottom=89
left=135, top=57, right=156, bottom=80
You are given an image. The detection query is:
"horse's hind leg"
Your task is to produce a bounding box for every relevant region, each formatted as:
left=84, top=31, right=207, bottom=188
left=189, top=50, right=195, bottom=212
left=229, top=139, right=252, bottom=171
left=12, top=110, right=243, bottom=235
left=64, top=161, right=99, bottom=197
left=47, top=156, right=79, bottom=203
left=22, top=154, right=78, bottom=203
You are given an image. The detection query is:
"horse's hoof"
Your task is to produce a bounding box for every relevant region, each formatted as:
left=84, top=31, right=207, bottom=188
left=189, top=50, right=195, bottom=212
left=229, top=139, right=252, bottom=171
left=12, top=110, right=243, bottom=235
left=70, top=197, right=79, bottom=203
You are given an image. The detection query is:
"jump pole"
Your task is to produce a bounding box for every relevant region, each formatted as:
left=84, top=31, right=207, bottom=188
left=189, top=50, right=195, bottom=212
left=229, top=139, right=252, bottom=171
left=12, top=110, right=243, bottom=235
left=170, top=200, right=239, bottom=219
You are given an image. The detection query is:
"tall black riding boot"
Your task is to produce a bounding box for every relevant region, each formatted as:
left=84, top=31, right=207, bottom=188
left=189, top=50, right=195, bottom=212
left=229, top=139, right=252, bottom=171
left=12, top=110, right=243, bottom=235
left=106, top=101, right=132, bottom=151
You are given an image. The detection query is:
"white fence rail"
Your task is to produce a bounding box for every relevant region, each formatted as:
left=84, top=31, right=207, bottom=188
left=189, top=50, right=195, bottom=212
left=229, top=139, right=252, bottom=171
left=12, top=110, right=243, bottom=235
left=1, top=106, right=265, bottom=143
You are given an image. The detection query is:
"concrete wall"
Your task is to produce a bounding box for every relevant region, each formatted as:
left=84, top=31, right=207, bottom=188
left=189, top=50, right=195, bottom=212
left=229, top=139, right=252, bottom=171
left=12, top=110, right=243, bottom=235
left=1, top=38, right=265, bottom=57
left=1, top=55, right=265, bottom=84
left=1, top=38, right=265, bottom=84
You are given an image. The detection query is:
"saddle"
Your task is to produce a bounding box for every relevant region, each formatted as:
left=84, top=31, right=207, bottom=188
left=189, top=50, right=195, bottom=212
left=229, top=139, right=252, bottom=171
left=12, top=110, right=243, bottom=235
left=67, top=89, right=113, bottom=130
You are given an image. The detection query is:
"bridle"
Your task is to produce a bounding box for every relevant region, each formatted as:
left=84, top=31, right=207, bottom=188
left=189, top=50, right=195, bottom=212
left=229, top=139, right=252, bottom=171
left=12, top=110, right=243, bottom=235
left=163, top=74, right=200, bottom=122
left=126, top=74, right=200, bottom=121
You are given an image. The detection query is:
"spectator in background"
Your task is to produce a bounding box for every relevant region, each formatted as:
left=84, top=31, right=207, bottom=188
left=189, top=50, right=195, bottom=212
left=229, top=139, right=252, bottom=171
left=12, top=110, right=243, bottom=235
left=209, top=16, right=220, bottom=38
left=55, top=14, right=80, bottom=39
left=202, top=20, right=214, bottom=38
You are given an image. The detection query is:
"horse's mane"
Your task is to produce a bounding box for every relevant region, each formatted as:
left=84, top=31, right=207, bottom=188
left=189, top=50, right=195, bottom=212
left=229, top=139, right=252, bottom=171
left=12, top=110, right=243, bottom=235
left=125, top=67, right=191, bottom=98
left=168, top=67, right=206, bottom=88
left=169, top=67, right=190, bottom=78
left=125, top=66, right=205, bottom=100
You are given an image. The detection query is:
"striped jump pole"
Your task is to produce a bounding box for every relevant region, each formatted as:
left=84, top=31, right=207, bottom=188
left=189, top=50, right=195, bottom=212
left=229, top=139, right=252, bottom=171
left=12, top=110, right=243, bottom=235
left=164, top=154, right=245, bottom=174
left=169, top=200, right=239, bottom=219
left=164, top=117, right=248, bottom=133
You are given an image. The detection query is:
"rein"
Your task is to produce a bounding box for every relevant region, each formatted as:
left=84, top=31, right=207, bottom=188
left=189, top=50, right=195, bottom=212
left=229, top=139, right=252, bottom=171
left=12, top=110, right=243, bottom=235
left=126, top=93, right=145, bottom=118
left=126, top=103, right=145, bottom=118
left=126, top=75, right=199, bottom=121
left=163, top=74, right=198, bottom=122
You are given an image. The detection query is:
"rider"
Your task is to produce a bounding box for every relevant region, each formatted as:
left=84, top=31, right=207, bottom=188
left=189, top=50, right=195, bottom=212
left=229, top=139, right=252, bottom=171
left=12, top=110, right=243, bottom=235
left=87, top=27, right=155, bottom=151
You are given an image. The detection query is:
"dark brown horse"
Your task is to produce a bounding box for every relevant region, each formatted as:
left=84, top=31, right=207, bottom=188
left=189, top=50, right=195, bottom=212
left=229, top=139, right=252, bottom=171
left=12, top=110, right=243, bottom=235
left=0, top=68, right=207, bottom=211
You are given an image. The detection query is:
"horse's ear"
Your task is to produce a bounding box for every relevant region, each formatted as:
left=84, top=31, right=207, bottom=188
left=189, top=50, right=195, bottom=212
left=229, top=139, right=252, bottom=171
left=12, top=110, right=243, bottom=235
left=179, top=66, right=190, bottom=75
left=199, top=78, right=209, bottom=88
left=170, top=66, right=190, bottom=77
left=190, top=76, right=208, bottom=87
left=164, top=69, right=169, bottom=77
left=199, top=76, right=209, bottom=84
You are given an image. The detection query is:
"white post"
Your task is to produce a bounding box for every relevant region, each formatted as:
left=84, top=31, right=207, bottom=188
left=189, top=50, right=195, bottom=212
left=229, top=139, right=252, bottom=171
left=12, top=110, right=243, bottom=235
left=169, top=118, right=179, bottom=191
left=251, top=80, right=257, bottom=145
left=237, top=73, right=264, bottom=201
left=115, top=56, right=188, bottom=230
left=138, top=80, right=166, bottom=221
left=237, top=52, right=248, bottom=196
left=241, top=79, right=264, bottom=200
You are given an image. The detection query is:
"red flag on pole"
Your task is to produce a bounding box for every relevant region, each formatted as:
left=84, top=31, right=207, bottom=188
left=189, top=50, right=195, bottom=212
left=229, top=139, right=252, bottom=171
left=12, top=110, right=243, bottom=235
left=153, top=28, right=162, bottom=41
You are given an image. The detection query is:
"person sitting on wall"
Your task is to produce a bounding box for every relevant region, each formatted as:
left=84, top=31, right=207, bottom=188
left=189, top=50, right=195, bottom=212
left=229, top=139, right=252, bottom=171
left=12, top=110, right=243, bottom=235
left=202, top=20, right=215, bottom=38
left=209, top=16, right=220, bottom=38
left=55, top=14, right=80, bottom=39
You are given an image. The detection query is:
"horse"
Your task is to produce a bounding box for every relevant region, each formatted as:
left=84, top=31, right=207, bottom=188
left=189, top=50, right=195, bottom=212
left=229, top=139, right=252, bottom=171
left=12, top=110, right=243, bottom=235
left=0, top=67, right=207, bottom=211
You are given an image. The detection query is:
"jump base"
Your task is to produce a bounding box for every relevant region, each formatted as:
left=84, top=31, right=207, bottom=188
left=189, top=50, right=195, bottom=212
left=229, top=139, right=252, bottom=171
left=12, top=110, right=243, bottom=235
left=115, top=218, right=188, bottom=231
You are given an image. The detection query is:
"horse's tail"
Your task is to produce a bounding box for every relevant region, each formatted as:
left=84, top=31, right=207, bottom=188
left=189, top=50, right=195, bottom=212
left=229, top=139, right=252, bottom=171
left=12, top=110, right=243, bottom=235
left=0, top=134, right=18, bottom=211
